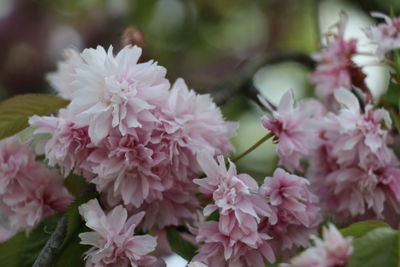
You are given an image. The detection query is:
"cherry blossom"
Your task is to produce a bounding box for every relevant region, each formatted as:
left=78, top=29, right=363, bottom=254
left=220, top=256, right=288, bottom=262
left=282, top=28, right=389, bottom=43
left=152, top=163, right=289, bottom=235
left=67, top=45, right=170, bottom=144
left=310, top=14, right=368, bottom=108
left=261, top=90, right=324, bottom=171
left=365, top=12, right=400, bottom=60
left=280, top=224, right=353, bottom=267
left=0, top=136, right=73, bottom=232
left=79, top=199, right=157, bottom=267
left=259, top=168, right=321, bottom=252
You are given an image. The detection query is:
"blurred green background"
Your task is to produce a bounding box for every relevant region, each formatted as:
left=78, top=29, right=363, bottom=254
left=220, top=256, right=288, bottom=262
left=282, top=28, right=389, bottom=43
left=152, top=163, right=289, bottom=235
left=0, top=0, right=399, bottom=182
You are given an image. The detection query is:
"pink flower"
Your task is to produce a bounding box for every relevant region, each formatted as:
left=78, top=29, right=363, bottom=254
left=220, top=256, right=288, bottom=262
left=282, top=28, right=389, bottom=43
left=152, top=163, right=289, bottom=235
left=67, top=45, right=170, bottom=144
left=194, top=153, right=273, bottom=231
left=328, top=89, right=392, bottom=169
left=54, top=77, right=236, bottom=229
left=47, top=48, right=83, bottom=99
left=281, top=224, right=353, bottom=267
left=2, top=172, right=73, bottom=230
left=126, top=179, right=198, bottom=231
left=261, top=90, right=323, bottom=171
left=310, top=14, right=368, bottom=108
left=82, top=128, right=165, bottom=207
left=365, top=12, right=400, bottom=60
left=0, top=136, right=73, bottom=231
left=260, top=168, right=320, bottom=227
left=193, top=221, right=275, bottom=267
left=0, top=135, right=36, bottom=194
left=193, top=153, right=276, bottom=266
left=259, top=168, right=321, bottom=252
left=83, top=123, right=201, bottom=228
left=79, top=199, right=157, bottom=267
left=85, top=78, right=235, bottom=224
left=308, top=89, right=400, bottom=223
left=29, top=109, right=92, bottom=177
left=160, top=78, right=237, bottom=158
left=38, top=46, right=236, bottom=233
left=311, top=162, right=400, bottom=224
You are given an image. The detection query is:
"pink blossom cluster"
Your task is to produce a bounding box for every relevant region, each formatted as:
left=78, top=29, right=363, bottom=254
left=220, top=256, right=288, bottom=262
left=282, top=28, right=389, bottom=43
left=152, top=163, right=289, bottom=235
left=281, top=224, right=353, bottom=267
left=260, top=11, right=400, bottom=227
left=0, top=136, right=73, bottom=235
left=310, top=14, right=369, bottom=108
left=259, top=168, right=322, bottom=253
left=365, top=12, right=400, bottom=60
left=3, top=11, right=400, bottom=266
left=262, top=85, right=400, bottom=225
left=261, top=90, right=325, bottom=171
left=79, top=199, right=157, bottom=267
left=308, top=89, right=400, bottom=224
left=191, top=153, right=321, bottom=266
left=29, top=45, right=236, bottom=233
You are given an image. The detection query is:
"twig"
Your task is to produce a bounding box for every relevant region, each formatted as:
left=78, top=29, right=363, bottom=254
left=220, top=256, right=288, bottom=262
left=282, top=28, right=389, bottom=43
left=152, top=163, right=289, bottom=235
left=313, top=0, right=321, bottom=48
left=232, top=132, right=274, bottom=162
left=32, top=215, right=67, bottom=267
left=211, top=51, right=315, bottom=106
left=33, top=184, right=96, bottom=267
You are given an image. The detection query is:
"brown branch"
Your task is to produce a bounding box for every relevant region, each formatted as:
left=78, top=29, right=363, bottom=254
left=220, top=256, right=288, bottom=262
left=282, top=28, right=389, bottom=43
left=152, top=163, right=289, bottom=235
left=33, top=185, right=96, bottom=267
left=32, top=215, right=67, bottom=267
left=211, top=51, right=315, bottom=106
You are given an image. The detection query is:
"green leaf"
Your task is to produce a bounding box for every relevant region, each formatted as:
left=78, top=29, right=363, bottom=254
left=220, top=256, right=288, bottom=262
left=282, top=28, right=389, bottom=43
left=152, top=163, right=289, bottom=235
left=64, top=174, right=89, bottom=198
left=166, top=228, right=197, bottom=261
left=20, top=214, right=62, bottom=267
left=0, top=232, right=25, bottom=267
left=390, top=109, right=400, bottom=134
left=383, top=82, right=400, bottom=111
left=206, top=210, right=220, bottom=221
left=340, top=220, right=390, bottom=238
left=62, top=194, right=95, bottom=248
left=347, top=227, right=399, bottom=267
left=55, top=193, right=95, bottom=266
left=54, top=232, right=88, bottom=267
left=0, top=94, right=69, bottom=140
left=0, top=213, right=62, bottom=267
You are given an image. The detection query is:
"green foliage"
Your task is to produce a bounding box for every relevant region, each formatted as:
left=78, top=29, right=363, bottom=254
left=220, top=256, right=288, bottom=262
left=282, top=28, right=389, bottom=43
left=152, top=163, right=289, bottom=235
left=166, top=228, right=197, bottom=261
left=20, top=214, right=62, bottom=266
left=0, top=213, right=62, bottom=267
left=64, top=174, right=89, bottom=198
left=340, top=220, right=390, bottom=238
left=348, top=227, right=400, bottom=267
left=206, top=210, right=220, bottom=221
left=130, top=0, right=159, bottom=27
left=390, top=109, right=400, bottom=134
left=381, top=80, right=400, bottom=133
left=54, top=231, right=88, bottom=267
left=62, top=194, right=93, bottom=248
left=0, top=94, right=69, bottom=140
left=0, top=188, right=93, bottom=267
left=382, top=81, right=400, bottom=111
left=53, top=192, right=95, bottom=266
left=0, top=233, right=25, bottom=267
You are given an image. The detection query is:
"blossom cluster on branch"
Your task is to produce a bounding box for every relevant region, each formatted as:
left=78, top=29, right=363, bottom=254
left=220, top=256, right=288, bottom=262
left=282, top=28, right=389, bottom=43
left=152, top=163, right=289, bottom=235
left=1, top=10, right=400, bottom=267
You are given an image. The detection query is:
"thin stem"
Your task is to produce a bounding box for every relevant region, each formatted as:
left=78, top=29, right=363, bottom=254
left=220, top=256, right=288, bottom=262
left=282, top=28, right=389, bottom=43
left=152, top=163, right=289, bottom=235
left=313, top=0, right=321, bottom=48
left=211, top=52, right=315, bottom=107
left=232, top=132, right=274, bottom=162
